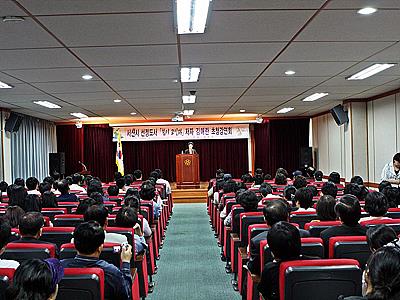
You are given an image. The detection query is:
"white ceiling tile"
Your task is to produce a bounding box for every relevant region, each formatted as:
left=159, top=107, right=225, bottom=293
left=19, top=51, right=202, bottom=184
left=93, top=65, right=178, bottom=80
left=50, top=91, right=116, bottom=101
left=365, top=42, right=400, bottom=62
left=34, top=81, right=110, bottom=93
left=201, top=63, right=265, bottom=77
left=184, top=77, right=254, bottom=89
left=109, top=79, right=179, bottom=91
left=247, top=87, right=312, bottom=96
left=0, top=0, right=28, bottom=16
left=4, top=68, right=93, bottom=83
left=119, top=89, right=181, bottom=99
left=264, top=62, right=358, bottom=77
left=253, top=76, right=327, bottom=88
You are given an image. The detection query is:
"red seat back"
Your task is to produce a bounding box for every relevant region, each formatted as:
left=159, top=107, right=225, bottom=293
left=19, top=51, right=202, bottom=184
left=59, top=268, right=105, bottom=300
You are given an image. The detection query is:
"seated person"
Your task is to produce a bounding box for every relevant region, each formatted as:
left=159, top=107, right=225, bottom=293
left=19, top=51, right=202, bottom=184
left=257, top=222, right=313, bottom=300
left=13, top=178, right=25, bottom=188
left=154, top=169, right=171, bottom=195
left=116, top=178, right=126, bottom=194
left=361, top=191, right=390, bottom=222
left=308, top=185, right=318, bottom=198
left=87, top=179, right=108, bottom=202
left=39, top=182, right=52, bottom=195
left=26, top=177, right=41, bottom=195
left=75, top=197, right=97, bottom=214
left=88, top=192, right=105, bottom=205
left=107, top=185, right=119, bottom=197
left=23, top=194, right=42, bottom=212
left=41, top=191, right=58, bottom=208
left=320, top=195, right=367, bottom=253
left=61, top=221, right=132, bottom=300
left=252, top=174, right=264, bottom=188
left=274, top=173, right=287, bottom=186
left=366, top=225, right=397, bottom=253
left=328, top=171, right=341, bottom=184
left=382, top=186, right=400, bottom=208
left=224, top=190, right=258, bottom=230
left=3, top=205, right=25, bottom=228
left=124, top=174, right=134, bottom=189
left=124, top=195, right=152, bottom=237
left=10, top=212, right=58, bottom=252
left=7, top=258, right=63, bottom=300
left=378, top=180, right=391, bottom=192
left=344, top=183, right=368, bottom=201
left=56, top=180, right=78, bottom=202
left=292, top=187, right=315, bottom=212
left=115, top=207, right=147, bottom=254
left=321, top=181, right=338, bottom=198
left=133, top=169, right=143, bottom=182
left=315, top=195, right=337, bottom=221
left=219, top=179, right=239, bottom=218
left=247, top=200, right=309, bottom=276
left=0, top=218, right=19, bottom=268
left=69, top=173, right=86, bottom=193
left=283, top=185, right=296, bottom=207
left=293, top=175, right=307, bottom=189
left=83, top=205, right=128, bottom=245
left=350, top=175, right=364, bottom=186
left=314, top=170, right=323, bottom=182
left=258, top=183, right=276, bottom=203
left=8, top=184, right=28, bottom=209
left=140, top=181, right=161, bottom=218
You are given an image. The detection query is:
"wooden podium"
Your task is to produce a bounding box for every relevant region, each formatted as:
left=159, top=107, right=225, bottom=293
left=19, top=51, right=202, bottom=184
left=176, top=154, right=200, bottom=188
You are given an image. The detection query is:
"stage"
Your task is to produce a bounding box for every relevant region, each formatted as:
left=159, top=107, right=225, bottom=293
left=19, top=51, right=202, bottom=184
left=171, top=182, right=208, bottom=203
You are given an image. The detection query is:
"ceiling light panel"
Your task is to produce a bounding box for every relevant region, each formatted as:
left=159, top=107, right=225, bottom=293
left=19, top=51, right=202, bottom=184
left=70, top=112, right=89, bottom=119
left=33, top=101, right=61, bottom=109
left=302, top=92, right=329, bottom=102
left=347, top=63, right=395, bottom=80
left=176, top=0, right=211, bottom=34
left=180, top=67, right=201, bottom=82
left=277, top=107, right=294, bottom=114
left=182, top=95, right=196, bottom=104
left=0, top=81, right=13, bottom=89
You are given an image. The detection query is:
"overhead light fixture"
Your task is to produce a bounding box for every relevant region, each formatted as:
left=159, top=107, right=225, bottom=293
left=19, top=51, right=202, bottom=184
left=70, top=112, right=88, bottom=119
left=176, top=0, right=212, bottom=34
left=346, top=63, right=396, bottom=80
left=33, top=101, right=61, bottom=109
left=2, top=16, right=25, bottom=23
left=75, top=121, right=83, bottom=129
left=285, top=70, right=296, bottom=75
left=277, top=107, right=294, bottom=114
left=182, top=95, right=196, bottom=104
left=180, top=67, right=201, bottom=82
left=256, top=114, right=263, bottom=123
left=81, top=74, right=93, bottom=80
left=239, top=109, right=246, bottom=113
left=357, top=7, right=377, bottom=15
left=113, top=99, right=122, bottom=103
left=0, top=81, right=13, bottom=89
left=130, top=112, right=137, bottom=115
left=302, top=92, right=329, bottom=102
left=183, top=109, right=195, bottom=116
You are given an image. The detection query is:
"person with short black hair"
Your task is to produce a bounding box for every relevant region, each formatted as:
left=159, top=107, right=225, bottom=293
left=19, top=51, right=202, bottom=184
left=321, top=181, right=338, bottom=198
left=140, top=181, right=161, bottom=218
left=123, top=196, right=151, bottom=237
left=70, top=173, right=86, bottom=193
left=0, top=181, right=8, bottom=194
left=275, top=168, right=288, bottom=178
left=230, top=190, right=259, bottom=234
left=328, top=172, right=341, bottom=184
left=264, top=174, right=272, bottom=180
left=241, top=173, right=253, bottom=183
left=42, top=191, right=58, bottom=208
left=283, top=185, right=297, bottom=207
left=14, top=178, right=25, bottom=188
left=381, top=152, right=400, bottom=184
left=320, top=195, right=367, bottom=254
left=314, top=170, right=323, bottom=181
left=133, top=169, right=142, bottom=181
left=75, top=198, right=97, bottom=214
left=8, top=184, right=27, bottom=209
left=124, top=174, right=134, bottom=188
left=293, top=175, right=307, bottom=189
left=184, top=141, right=197, bottom=154
left=259, top=182, right=274, bottom=200
left=125, top=187, right=140, bottom=198
left=378, top=180, right=392, bottom=192
left=39, top=182, right=52, bottom=195
left=382, top=186, right=400, bottom=208
left=361, top=191, right=390, bottom=222
left=0, top=218, right=19, bottom=268
left=61, top=221, right=132, bottom=300
left=315, top=195, right=337, bottom=221
left=258, top=222, right=312, bottom=300
left=293, top=187, right=315, bottom=211
left=26, top=177, right=40, bottom=195
left=107, top=185, right=119, bottom=196
left=366, top=225, right=397, bottom=252
left=23, top=194, right=42, bottom=212
left=274, top=173, right=287, bottom=185
left=344, top=183, right=368, bottom=201
left=7, top=258, right=63, bottom=300
left=3, top=205, right=25, bottom=228
left=89, top=192, right=105, bottom=205
left=154, top=168, right=171, bottom=195
left=252, top=174, right=264, bottom=188
left=308, top=185, right=318, bottom=197
left=350, top=175, right=364, bottom=186
left=116, top=177, right=126, bottom=193
left=57, top=179, right=78, bottom=202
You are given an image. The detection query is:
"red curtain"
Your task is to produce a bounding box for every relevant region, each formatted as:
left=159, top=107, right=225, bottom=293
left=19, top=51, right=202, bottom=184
left=254, top=118, right=310, bottom=176
left=56, top=125, right=84, bottom=176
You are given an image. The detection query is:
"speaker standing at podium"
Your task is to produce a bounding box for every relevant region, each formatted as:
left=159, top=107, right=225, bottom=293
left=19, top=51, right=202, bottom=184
left=184, top=142, right=198, bottom=154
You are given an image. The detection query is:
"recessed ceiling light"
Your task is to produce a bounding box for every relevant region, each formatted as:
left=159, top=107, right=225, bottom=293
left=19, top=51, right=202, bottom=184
left=346, top=63, right=396, bottom=80
left=176, top=0, right=211, bottom=34
left=240, top=109, right=246, bottom=113
left=70, top=112, right=89, bottom=119
left=285, top=70, right=296, bottom=75
left=180, top=67, right=201, bottom=82
left=183, top=109, right=195, bottom=116
left=0, top=81, right=13, bottom=89
left=130, top=112, right=137, bottom=115
left=172, top=79, right=179, bottom=83
left=303, top=92, right=329, bottom=102
left=81, top=74, right=93, bottom=80
left=182, top=95, right=196, bottom=104
left=113, top=99, right=122, bottom=103
left=357, top=7, right=377, bottom=15
left=277, top=107, right=294, bottom=114
left=33, top=101, right=61, bottom=109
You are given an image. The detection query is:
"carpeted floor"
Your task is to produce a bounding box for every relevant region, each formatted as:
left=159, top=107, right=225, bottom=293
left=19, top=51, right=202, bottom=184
left=147, top=203, right=241, bottom=300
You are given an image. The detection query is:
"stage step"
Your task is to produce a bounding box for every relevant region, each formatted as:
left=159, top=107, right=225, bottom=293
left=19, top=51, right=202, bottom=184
left=172, top=188, right=208, bottom=203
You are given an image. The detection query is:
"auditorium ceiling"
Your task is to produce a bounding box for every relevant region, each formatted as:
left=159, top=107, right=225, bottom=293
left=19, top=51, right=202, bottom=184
left=0, top=0, right=399, bottom=123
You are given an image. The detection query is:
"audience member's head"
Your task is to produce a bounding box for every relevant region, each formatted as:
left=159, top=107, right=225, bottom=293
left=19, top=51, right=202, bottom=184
left=88, top=192, right=104, bottom=205
left=321, top=181, right=338, bottom=198
left=8, top=258, right=63, bottom=300
left=0, top=181, right=8, bottom=193
left=57, top=180, right=70, bottom=195
left=255, top=168, right=263, bottom=176
left=216, top=168, right=224, bottom=179
left=223, top=173, right=233, bottom=182
left=114, top=172, right=123, bottom=181
left=293, top=176, right=307, bottom=189
left=124, top=174, right=134, bottom=186
left=107, top=185, right=119, bottom=196
left=344, top=183, right=368, bottom=201
left=253, top=175, right=264, bottom=186
left=139, top=181, right=156, bottom=201
left=42, top=191, right=58, bottom=208
left=241, top=173, right=253, bottom=183
left=0, top=218, right=12, bottom=251
left=84, top=205, right=108, bottom=228
left=314, top=170, right=323, bottom=181
left=125, top=188, right=139, bottom=198
left=116, top=178, right=125, bottom=190
left=328, top=172, right=341, bottom=184
left=87, top=179, right=103, bottom=196
left=366, top=225, right=397, bottom=252
left=267, top=221, right=301, bottom=261
left=263, top=200, right=289, bottom=227
left=276, top=168, right=289, bottom=178
left=43, top=176, right=54, bottom=186
left=72, top=173, right=82, bottom=185
left=364, top=191, right=389, bottom=217
left=3, top=205, right=25, bottom=228
left=23, top=194, right=41, bottom=212
left=363, top=246, right=400, bottom=299
left=294, top=187, right=313, bottom=209
left=264, top=174, right=272, bottom=180
left=237, top=190, right=259, bottom=211
left=155, top=169, right=164, bottom=179
left=65, top=176, right=73, bottom=185
left=307, top=185, right=318, bottom=197
left=334, top=194, right=361, bottom=227
left=383, top=186, right=400, bottom=208
left=283, top=185, right=297, bottom=206
left=115, top=207, right=139, bottom=228
left=73, top=221, right=105, bottom=256
left=259, top=183, right=273, bottom=197
left=350, top=175, right=364, bottom=186
left=393, top=153, right=400, bottom=166
left=19, top=212, right=44, bottom=238
left=378, top=180, right=392, bottom=193
left=14, top=178, right=25, bottom=188
left=316, top=195, right=337, bottom=221
left=149, top=171, right=160, bottom=181
left=75, top=198, right=97, bottom=215
left=274, top=173, right=287, bottom=185
left=26, top=177, right=39, bottom=191
left=51, top=171, right=60, bottom=181
left=124, top=195, right=140, bottom=211
left=39, top=182, right=52, bottom=195
left=133, top=169, right=142, bottom=181
left=223, top=179, right=237, bottom=194
left=8, top=185, right=28, bottom=208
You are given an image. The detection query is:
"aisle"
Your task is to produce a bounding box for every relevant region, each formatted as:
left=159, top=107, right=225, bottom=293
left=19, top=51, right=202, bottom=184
left=147, top=203, right=241, bottom=300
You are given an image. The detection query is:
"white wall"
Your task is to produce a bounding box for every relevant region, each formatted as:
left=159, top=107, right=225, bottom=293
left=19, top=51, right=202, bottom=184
left=0, top=111, right=12, bottom=183
left=312, top=91, right=400, bottom=183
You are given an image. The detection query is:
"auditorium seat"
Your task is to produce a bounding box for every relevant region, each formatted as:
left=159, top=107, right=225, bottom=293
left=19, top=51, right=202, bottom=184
left=3, top=243, right=56, bottom=262
left=41, top=207, right=68, bottom=220
left=304, top=221, right=342, bottom=237
left=360, top=219, right=400, bottom=234
left=40, top=227, right=75, bottom=248
left=57, top=268, right=104, bottom=300
left=386, top=208, right=400, bottom=219
left=328, top=236, right=371, bottom=269
left=0, top=268, right=14, bottom=300
left=289, top=211, right=317, bottom=229
left=53, top=214, right=84, bottom=227
left=279, top=259, right=362, bottom=300
left=57, top=202, right=79, bottom=213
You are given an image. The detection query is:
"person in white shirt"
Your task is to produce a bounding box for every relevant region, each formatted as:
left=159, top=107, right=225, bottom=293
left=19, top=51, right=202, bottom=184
left=69, top=173, right=86, bottom=193
left=0, top=218, right=19, bottom=269
left=381, top=153, right=400, bottom=185
left=26, top=177, right=41, bottom=196
left=293, top=187, right=316, bottom=212
left=154, top=169, right=171, bottom=195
